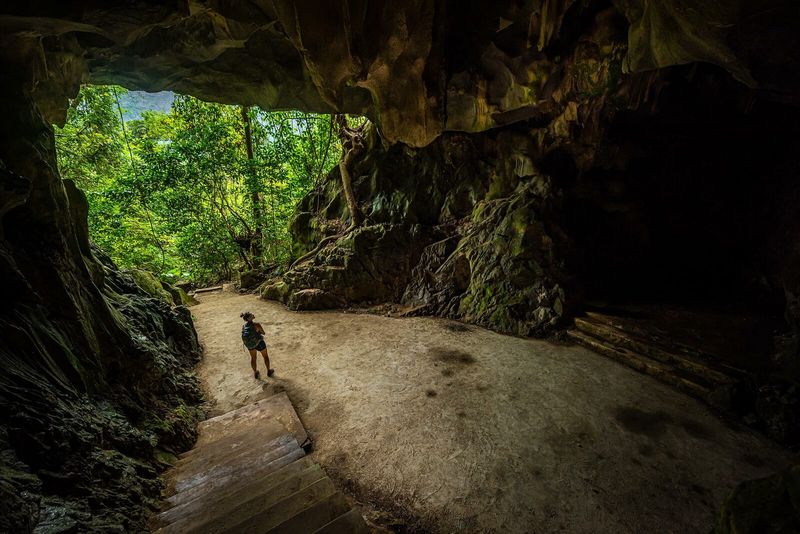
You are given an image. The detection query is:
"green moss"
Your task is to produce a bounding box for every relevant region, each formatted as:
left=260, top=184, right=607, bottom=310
left=261, top=280, right=291, bottom=302
left=128, top=269, right=173, bottom=305
left=174, top=287, right=197, bottom=306
left=154, top=449, right=178, bottom=467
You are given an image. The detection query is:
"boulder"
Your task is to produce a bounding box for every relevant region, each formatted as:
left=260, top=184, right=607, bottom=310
left=261, top=279, right=292, bottom=302
left=162, top=282, right=198, bottom=307
left=237, top=269, right=265, bottom=290
left=288, top=289, right=345, bottom=311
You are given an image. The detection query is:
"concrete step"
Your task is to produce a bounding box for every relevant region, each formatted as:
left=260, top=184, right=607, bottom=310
left=158, top=463, right=328, bottom=533
left=574, top=316, right=733, bottom=386
left=265, top=491, right=351, bottom=533
left=219, top=477, right=338, bottom=533
left=567, top=329, right=711, bottom=400
left=164, top=446, right=305, bottom=509
left=313, top=509, right=372, bottom=534
left=155, top=457, right=319, bottom=528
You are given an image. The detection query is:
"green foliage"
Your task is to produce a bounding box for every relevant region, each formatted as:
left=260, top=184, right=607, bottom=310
left=55, top=85, right=346, bottom=284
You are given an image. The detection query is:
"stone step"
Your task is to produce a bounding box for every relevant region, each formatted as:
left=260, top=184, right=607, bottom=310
left=219, top=477, right=338, bottom=533
left=574, top=316, right=734, bottom=386
left=265, top=491, right=352, bottom=533
left=154, top=457, right=319, bottom=528
left=164, top=446, right=305, bottom=509
left=312, top=508, right=372, bottom=534
left=157, top=463, right=328, bottom=533
left=567, top=329, right=711, bottom=400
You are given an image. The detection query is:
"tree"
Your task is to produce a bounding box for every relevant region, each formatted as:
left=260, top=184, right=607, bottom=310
left=54, top=85, right=344, bottom=283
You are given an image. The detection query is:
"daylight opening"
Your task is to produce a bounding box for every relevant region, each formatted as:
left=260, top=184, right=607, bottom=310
left=54, top=85, right=365, bottom=285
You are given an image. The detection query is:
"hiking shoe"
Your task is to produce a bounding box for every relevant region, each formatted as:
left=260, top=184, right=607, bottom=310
left=254, top=370, right=260, bottom=379
left=267, top=369, right=275, bottom=377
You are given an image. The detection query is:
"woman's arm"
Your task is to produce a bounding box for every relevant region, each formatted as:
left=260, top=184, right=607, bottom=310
left=255, top=322, right=265, bottom=335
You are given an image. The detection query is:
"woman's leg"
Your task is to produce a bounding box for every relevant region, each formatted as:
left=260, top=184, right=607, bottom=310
left=259, top=347, right=272, bottom=375
left=248, top=348, right=259, bottom=377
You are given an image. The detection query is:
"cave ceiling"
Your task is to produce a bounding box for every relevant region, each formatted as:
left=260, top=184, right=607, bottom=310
left=1, top=0, right=798, bottom=146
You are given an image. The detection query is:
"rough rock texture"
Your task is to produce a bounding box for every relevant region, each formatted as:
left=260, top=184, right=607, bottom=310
left=0, top=85, right=203, bottom=531
left=1, top=1, right=800, bottom=531
left=713, top=464, right=800, bottom=533
left=264, top=125, right=575, bottom=335
left=1, top=1, right=798, bottom=146
left=237, top=268, right=266, bottom=291
left=129, top=268, right=175, bottom=305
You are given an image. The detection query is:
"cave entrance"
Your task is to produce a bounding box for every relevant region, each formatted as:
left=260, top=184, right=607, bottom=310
left=562, top=69, right=800, bottom=376
left=54, top=84, right=345, bottom=287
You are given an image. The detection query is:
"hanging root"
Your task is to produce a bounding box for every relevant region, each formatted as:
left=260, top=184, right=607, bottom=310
left=289, top=116, right=367, bottom=270
left=289, top=223, right=357, bottom=269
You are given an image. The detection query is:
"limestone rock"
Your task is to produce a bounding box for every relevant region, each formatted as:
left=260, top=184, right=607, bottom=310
left=2, top=1, right=797, bottom=146
left=237, top=269, right=265, bottom=291
left=288, top=288, right=344, bottom=311
left=169, top=285, right=199, bottom=307
left=0, top=84, right=203, bottom=531
left=713, top=464, right=800, bottom=533
left=128, top=268, right=174, bottom=305
left=261, top=279, right=292, bottom=302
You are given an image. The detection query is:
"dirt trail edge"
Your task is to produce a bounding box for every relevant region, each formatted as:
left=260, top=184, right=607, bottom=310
left=191, top=289, right=793, bottom=534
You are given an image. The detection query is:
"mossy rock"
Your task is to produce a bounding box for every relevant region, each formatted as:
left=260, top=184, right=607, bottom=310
left=261, top=280, right=291, bottom=303
left=174, top=286, right=198, bottom=307
left=238, top=269, right=264, bottom=290
left=160, top=281, right=198, bottom=306
left=128, top=269, right=173, bottom=305
left=287, top=288, right=344, bottom=310
left=154, top=449, right=179, bottom=467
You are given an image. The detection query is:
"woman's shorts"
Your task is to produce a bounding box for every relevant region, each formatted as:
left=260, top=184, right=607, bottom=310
left=254, top=339, right=267, bottom=351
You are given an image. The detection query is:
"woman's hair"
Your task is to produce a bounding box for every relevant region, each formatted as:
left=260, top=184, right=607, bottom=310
left=240, top=311, right=254, bottom=321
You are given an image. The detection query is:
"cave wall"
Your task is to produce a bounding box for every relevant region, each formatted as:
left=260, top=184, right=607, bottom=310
left=0, top=74, right=203, bottom=530
left=265, top=126, right=576, bottom=336
left=1, top=1, right=799, bottom=531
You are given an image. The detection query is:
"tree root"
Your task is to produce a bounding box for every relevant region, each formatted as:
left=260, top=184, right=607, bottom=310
left=289, top=223, right=357, bottom=269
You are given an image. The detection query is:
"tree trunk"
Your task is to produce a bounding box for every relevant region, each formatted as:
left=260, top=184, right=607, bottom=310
left=240, top=105, right=263, bottom=265
left=333, top=114, right=364, bottom=227
left=338, top=149, right=362, bottom=226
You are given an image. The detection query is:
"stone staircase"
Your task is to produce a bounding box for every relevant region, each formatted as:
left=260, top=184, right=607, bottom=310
left=150, top=392, right=370, bottom=533
left=567, top=311, right=747, bottom=402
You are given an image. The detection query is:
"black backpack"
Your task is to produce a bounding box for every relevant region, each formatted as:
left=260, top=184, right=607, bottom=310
left=241, top=322, right=262, bottom=349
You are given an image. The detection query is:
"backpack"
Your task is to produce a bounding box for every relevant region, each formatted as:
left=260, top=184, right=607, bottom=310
left=241, top=322, right=262, bottom=349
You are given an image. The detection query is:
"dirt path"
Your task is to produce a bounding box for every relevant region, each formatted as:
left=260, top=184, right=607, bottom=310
left=191, top=289, right=793, bottom=533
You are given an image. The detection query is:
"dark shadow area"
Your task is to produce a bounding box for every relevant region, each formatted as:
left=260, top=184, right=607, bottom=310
left=564, top=65, right=800, bottom=374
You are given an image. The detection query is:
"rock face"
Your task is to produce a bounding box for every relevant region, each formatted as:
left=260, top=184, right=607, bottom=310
left=713, top=464, right=800, bottom=533
left=1, top=0, right=800, bottom=531
left=0, top=84, right=203, bottom=531
left=1, top=1, right=798, bottom=146
left=267, top=127, right=574, bottom=335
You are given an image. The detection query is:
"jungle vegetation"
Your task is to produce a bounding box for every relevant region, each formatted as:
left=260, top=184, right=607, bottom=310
left=55, top=85, right=350, bottom=284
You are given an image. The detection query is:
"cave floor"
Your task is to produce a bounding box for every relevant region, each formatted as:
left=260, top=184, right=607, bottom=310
left=190, top=289, right=793, bottom=533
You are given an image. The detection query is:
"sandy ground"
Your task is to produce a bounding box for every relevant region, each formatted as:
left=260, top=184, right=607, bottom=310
left=190, top=289, right=794, bottom=533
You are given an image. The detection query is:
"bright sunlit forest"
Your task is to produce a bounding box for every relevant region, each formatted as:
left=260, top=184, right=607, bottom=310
left=54, top=85, right=349, bottom=284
